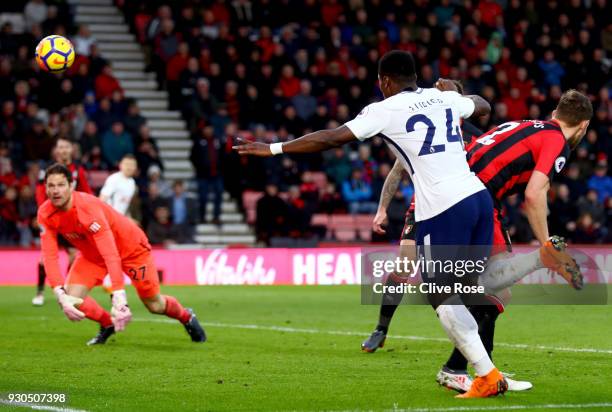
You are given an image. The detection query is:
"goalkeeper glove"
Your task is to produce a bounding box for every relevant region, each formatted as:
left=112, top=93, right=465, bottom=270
left=54, top=286, right=85, bottom=321
left=111, top=290, right=132, bottom=331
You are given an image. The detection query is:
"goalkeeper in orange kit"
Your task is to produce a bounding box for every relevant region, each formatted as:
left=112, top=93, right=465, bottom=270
left=37, top=163, right=206, bottom=345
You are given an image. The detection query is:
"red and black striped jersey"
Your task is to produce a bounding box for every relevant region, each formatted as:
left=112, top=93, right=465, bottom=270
left=466, top=120, right=570, bottom=201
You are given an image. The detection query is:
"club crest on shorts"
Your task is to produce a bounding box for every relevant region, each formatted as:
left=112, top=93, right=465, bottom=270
left=89, top=221, right=101, bottom=233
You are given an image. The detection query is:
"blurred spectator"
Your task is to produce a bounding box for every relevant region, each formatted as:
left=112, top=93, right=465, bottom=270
left=255, top=183, right=288, bottom=245
left=588, top=163, right=612, bottom=203
left=190, top=125, right=224, bottom=224
left=318, top=182, right=345, bottom=214
left=324, top=148, right=352, bottom=186
left=17, top=184, right=37, bottom=246
left=134, top=125, right=162, bottom=179
left=286, top=185, right=310, bottom=236
left=95, top=65, right=122, bottom=100
left=101, top=121, right=134, bottom=167
left=187, top=78, right=219, bottom=130
left=372, top=163, right=391, bottom=201
left=0, top=186, right=19, bottom=244
left=577, top=189, right=606, bottom=227
left=92, top=98, right=116, bottom=133
left=24, top=119, right=53, bottom=162
left=168, top=180, right=197, bottom=241
left=342, top=169, right=376, bottom=214
left=73, top=24, right=96, bottom=57
left=79, top=120, right=100, bottom=163
left=573, top=213, right=604, bottom=244
left=124, top=100, right=147, bottom=138
left=24, top=0, right=47, bottom=29
left=147, top=164, right=172, bottom=198
left=292, top=80, right=317, bottom=121
left=550, top=184, right=577, bottom=239
left=147, top=205, right=190, bottom=245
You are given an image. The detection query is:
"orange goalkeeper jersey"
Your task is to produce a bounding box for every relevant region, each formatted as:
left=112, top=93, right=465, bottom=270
left=37, top=191, right=151, bottom=291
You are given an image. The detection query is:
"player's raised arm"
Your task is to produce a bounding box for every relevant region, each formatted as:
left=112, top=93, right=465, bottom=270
left=435, top=78, right=491, bottom=118
left=233, top=125, right=358, bottom=157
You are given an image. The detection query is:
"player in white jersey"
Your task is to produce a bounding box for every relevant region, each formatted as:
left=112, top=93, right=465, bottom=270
left=234, top=51, right=507, bottom=398
left=100, top=154, right=138, bottom=216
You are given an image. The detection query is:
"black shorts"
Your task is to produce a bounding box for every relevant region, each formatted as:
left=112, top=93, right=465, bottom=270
left=400, top=208, right=417, bottom=241
left=57, top=234, right=73, bottom=249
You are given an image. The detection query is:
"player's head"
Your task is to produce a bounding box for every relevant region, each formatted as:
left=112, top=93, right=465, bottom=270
left=119, top=154, right=137, bottom=177
left=378, top=50, right=417, bottom=98
left=55, top=136, right=74, bottom=164
left=552, top=89, right=593, bottom=149
left=44, top=163, right=73, bottom=209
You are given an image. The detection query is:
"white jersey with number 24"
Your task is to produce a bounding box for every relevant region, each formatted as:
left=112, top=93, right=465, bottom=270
left=344, top=88, right=486, bottom=222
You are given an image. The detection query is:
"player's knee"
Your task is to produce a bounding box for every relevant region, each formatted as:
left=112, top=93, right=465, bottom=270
left=143, top=297, right=165, bottom=314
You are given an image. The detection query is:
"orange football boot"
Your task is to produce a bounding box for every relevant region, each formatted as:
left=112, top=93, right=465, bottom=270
left=456, top=368, right=508, bottom=398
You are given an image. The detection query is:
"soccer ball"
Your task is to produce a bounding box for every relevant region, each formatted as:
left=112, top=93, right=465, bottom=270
left=35, top=35, right=75, bottom=73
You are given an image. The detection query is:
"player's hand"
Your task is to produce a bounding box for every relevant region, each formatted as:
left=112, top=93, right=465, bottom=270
left=54, top=287, right=85, bottom=322
left=372, top=210, right=388, bottom=234
left=232, top=137, right=273, bottom=157
left=111, top=290, right=132, bottom=332
left=434, top=78, right=458, bottom=92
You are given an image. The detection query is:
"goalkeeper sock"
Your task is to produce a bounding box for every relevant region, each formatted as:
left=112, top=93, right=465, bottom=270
left=79, top=296, right=113, bottom=328
left=37, top=263, right=46, bottom=293
left=163, top=295, right=191, bottom=324
left=376, top=273, right=406, bottom=333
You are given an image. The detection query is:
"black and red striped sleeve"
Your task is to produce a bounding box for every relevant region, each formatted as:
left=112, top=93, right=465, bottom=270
left=532, top=132, right=570, bottom=179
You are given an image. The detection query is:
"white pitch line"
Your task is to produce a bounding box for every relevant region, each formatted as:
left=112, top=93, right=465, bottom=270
left=17, top=316, right=612, bottom=355
left=0, top=399, right=88, bottom=412
left=371, top=403, right=612, bottom=412
left=133, top=318, right=612, bottom=355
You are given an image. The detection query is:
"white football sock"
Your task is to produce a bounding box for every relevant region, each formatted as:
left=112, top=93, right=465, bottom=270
left=479, top=249, right=543, bottom=292
left=436, top=298, right=495, bottom=377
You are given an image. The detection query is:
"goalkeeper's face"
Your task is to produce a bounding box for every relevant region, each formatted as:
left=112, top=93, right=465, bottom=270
left=46, top=173, right=72, bottom=210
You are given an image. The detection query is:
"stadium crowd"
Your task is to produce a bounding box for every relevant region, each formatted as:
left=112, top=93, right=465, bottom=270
left=0, top=0, right=610, bottom=246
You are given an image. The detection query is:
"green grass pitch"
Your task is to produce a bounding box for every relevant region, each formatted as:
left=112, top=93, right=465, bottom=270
left=0, top=285, right=611, bottom=411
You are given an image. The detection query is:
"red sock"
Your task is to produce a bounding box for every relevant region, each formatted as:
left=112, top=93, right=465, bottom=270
left=79, top=296, right=113, bottom=328
left=163, top=295, right=191, bottom=324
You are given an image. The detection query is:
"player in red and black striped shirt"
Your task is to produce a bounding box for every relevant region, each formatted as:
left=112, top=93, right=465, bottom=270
left=466, top=118, right=571, bottom=250
left=364, top=89, right=592, bottom=392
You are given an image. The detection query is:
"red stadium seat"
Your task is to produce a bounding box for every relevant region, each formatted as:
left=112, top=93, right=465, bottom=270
left=87, top=170, right=110, bottom=190
left=329, top=214, right=356, bottom=241
left=354, top=214, right=375, bottom=229
left=311, top=214, right=330, bottom=226
left=357, top=229, right=372, bottom=242
left=242, top=191, right=263, bottom=211
left=334, top=228, right=357, bottom=242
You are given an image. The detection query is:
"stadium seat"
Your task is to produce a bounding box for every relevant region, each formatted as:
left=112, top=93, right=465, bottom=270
left=334, top=228, right=358, bottom=242
left=87, top=170, right=111, bottom=190
left=354, top=214, right=375, bottom=229
left=330, top=215, right=356, bottom=241
left=311, top=214, right=330, bottom=226
left=242, top=190, right=263, bottom=209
